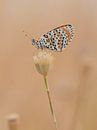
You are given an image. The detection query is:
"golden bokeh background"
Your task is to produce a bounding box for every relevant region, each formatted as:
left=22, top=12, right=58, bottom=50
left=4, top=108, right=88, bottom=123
left=0, top=0, right=97, bottom=130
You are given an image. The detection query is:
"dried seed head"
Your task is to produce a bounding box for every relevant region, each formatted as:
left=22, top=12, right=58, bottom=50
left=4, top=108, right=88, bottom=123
left=33, top=50, right=54, bottom=77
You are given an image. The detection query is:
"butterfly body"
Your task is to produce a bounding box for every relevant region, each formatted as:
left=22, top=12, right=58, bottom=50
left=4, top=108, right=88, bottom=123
left=32, top=24, right=75, bottom=52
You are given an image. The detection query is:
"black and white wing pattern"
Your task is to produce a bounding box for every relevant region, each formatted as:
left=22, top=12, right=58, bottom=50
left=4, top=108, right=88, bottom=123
left=37, top=24, right=75, bottom=52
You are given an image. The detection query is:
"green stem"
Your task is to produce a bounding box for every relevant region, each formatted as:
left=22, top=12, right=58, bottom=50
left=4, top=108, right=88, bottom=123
left=43, top=76, right=58, bottom=130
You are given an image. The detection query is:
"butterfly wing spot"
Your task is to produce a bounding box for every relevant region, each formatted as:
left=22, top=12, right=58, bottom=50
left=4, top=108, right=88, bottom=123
left=43, top=34, right=48, bottom=38
left=64, top=24, right=75, bottom=42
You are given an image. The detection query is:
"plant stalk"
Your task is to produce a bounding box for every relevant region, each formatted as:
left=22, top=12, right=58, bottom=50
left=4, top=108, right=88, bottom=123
left=43, top=76, right=58, bottom=130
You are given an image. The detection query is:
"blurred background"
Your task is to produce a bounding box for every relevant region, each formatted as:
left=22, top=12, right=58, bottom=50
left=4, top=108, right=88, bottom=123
left=0, top=0, right=97, bottom=130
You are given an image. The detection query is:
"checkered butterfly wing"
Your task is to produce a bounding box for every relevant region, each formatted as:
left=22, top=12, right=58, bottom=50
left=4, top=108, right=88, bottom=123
left=39, top=24, right=75, bottom=51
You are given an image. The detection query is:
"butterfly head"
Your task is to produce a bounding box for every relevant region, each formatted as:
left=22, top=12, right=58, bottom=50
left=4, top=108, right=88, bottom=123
left=32, top=38, right=36, bottom=45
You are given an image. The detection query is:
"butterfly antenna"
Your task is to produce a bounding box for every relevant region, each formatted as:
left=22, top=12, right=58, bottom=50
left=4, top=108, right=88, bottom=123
left=22, top=30, right=32, bottom=40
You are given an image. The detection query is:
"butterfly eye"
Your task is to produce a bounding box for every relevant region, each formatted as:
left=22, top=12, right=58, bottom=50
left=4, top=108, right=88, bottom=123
left=32, top=39, right=36, bottom=45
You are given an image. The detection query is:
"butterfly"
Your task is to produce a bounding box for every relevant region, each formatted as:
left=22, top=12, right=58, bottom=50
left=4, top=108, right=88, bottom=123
left=25, top=24, right=75, bottom=52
